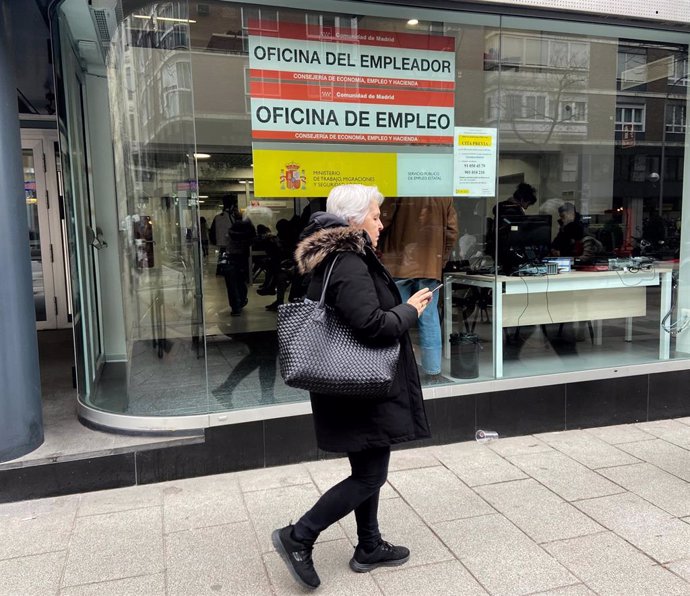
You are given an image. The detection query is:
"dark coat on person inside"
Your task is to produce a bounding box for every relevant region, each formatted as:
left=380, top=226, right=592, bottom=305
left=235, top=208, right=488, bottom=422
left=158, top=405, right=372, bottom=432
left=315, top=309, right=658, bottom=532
left=552, top=219, right=585, bottom=257
left=294, top=212, right=431, bottom=453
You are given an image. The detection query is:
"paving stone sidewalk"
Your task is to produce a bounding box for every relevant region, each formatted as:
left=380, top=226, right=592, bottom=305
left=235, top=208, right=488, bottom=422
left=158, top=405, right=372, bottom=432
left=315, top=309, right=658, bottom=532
left=3, top=419, right=690, bottom=595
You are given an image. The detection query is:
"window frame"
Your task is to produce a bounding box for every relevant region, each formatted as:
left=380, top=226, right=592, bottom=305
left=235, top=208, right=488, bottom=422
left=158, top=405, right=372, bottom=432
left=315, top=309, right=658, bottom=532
left=615, top=103, right=646, bottom=132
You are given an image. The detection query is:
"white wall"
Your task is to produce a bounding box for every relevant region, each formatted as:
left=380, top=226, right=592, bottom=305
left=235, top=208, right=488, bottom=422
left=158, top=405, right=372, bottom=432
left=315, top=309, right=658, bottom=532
left=472, top=0, right=690, bottom=24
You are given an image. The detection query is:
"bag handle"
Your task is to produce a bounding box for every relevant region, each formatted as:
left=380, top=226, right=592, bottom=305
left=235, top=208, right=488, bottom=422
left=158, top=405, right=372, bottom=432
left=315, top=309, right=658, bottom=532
left=318, top=254, right=341, bottom=308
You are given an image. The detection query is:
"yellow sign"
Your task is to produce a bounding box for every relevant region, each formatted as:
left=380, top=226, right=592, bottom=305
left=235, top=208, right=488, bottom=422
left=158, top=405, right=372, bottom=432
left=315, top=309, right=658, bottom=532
left=253, top=149, right=398, bottom=198
left=457, top=135, right=493, bottom=146
left=453, top=126, right=497, bottom=197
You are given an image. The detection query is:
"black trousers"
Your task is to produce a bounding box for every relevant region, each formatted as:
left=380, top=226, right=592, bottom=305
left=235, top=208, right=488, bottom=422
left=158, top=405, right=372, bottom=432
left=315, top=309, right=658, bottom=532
left=293, top=446, right=391, bottom=549
left=223, top=257, right=249, bottom=312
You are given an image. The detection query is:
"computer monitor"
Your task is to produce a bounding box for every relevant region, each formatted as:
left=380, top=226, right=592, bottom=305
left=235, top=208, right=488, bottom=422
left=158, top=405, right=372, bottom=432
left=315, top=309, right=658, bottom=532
left=496, top=214, right=552, bottom=274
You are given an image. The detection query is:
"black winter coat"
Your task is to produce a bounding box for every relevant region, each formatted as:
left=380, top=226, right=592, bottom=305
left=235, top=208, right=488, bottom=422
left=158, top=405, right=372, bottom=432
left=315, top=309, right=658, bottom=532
left=294, top=213, right=431, bottom=453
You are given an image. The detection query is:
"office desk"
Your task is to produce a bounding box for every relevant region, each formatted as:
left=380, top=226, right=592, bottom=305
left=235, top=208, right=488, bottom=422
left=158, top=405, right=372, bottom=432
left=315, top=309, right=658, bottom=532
left=443, top=267, right=673, bottom=377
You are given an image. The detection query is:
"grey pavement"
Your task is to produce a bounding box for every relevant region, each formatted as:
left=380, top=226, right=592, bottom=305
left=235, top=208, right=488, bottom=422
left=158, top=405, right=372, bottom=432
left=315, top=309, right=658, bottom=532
left=3, top=419, right=690, bottom=595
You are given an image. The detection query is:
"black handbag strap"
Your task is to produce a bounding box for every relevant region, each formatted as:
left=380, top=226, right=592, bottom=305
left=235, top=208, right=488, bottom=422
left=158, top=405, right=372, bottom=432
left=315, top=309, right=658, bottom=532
left=318, top=254, right=341, bottom=308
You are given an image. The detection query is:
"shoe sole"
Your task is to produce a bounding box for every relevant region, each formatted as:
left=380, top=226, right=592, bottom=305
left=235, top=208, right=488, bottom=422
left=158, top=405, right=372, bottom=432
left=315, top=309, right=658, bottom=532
left=271, top=529, right=319, bottom=590
left=348, top=553, right=410, bottom=573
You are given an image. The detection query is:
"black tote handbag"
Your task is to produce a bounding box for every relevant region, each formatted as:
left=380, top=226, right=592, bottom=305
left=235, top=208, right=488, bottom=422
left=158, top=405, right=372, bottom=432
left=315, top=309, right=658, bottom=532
left=277, top=255, right=400, bottom=397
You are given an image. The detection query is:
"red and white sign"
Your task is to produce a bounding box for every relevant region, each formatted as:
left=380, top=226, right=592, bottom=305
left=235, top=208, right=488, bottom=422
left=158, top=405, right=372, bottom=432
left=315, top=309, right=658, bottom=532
left=248, top=20, right=455, bottom=145
left=622, top=123, right=635, bottom=148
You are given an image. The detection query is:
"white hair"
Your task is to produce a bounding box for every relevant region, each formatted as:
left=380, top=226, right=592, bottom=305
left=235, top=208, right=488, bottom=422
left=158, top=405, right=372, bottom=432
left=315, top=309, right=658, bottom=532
left=326, top=184, right=384, bottom=224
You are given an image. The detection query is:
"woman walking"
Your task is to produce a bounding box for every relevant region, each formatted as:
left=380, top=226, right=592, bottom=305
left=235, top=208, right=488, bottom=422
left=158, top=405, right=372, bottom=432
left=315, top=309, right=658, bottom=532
left=272, top=184, right=433, bottom=590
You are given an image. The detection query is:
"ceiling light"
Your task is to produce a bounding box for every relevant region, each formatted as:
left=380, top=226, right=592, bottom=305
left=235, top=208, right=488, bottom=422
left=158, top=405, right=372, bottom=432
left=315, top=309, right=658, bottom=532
left=238, top=180, right=247, bottom=184
left=407, top=18, right=419, bottom=25
left=198, top=195, right=208, bottom=198
left=193, top=153, right=211, bottom=159
left=133, top=15, right=197, bottom=24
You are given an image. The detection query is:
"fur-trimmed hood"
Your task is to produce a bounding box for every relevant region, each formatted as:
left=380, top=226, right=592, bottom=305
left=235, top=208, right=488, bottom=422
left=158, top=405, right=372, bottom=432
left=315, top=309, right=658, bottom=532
left=295, top=214, right=368, bottom=274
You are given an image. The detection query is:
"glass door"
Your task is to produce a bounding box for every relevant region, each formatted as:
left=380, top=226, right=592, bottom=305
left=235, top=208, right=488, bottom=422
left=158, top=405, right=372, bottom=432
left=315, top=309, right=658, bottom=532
left=56, top=21, right=104, bottom=400
left=64, top=79, right=102, bottom=400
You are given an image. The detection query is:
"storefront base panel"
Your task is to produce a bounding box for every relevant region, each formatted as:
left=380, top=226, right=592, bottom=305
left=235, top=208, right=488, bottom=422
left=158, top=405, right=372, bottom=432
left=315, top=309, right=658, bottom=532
left=648, top=369, right=690, bottom=420
left=0, top=453, right=137, bottom=503
left=2, top=370, right=690, bottom=503
left=477, top=384, right=567, bottom=437
left=566, top=376, right=649, bottom=429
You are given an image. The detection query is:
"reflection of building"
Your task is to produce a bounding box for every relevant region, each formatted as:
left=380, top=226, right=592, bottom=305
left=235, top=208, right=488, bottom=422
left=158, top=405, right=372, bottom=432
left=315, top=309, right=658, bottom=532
left=484, top=31, right=592, bottom=146
left=613, top=46, right=687, bottom=254
left=481, top=28, right=687, bottom=251
left=482, top=30, right=616, bottom=220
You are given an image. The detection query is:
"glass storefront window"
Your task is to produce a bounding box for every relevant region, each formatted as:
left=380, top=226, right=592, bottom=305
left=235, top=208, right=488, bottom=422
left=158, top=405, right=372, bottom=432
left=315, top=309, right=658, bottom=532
left=188, top=3, right=499, bottom=400
left=484, top=23, right=687, bottom=379
left=56, top=0, right=690, bottom=423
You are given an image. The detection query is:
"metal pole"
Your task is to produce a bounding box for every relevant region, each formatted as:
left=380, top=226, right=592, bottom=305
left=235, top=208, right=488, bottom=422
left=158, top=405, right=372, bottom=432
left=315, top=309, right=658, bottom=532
left=659, top=99, right=667, bottom=217
left=0, top=2, right=43, bottom=461
left=659, top=71, right=689, bottom=217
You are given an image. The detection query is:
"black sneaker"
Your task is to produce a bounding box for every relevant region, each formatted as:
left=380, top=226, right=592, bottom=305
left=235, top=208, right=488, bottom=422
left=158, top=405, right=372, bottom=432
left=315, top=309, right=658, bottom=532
left=272, top=525, right=321, bottom=590
left=349, top=540, right=410, bottom=573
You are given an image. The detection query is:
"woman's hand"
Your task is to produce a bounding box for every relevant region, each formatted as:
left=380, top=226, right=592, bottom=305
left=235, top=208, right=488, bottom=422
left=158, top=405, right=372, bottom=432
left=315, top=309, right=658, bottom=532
left=407, top=288, right=433, bottom=318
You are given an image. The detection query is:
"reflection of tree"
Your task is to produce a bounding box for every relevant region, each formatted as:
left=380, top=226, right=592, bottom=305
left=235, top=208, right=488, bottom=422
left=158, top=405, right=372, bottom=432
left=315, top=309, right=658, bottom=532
left=491, top=48, right=590, bottom=146
left=507, top=70, right=588, bottom=146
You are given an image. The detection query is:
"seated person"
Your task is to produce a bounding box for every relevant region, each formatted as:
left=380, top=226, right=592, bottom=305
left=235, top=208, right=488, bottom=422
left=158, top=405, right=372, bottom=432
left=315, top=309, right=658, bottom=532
left=486, top=183, right=538, bottom=272
left=253, top=225, right=280, bottom=295
left=255, top=219, right=302, bottom=310
left=552, top=203, right=604, bottom=263
left=495, top=182, right=538, bottom=219
left=551, top=202, right=585, bottom=257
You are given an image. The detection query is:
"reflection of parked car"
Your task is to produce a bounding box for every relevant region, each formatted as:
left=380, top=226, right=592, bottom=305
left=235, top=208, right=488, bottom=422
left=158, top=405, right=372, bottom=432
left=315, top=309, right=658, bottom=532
left=32, top=260, right=46, bottom=320
left=29, top=229, right=41, bottom=259
left=31, top=260, right=44, bottom=291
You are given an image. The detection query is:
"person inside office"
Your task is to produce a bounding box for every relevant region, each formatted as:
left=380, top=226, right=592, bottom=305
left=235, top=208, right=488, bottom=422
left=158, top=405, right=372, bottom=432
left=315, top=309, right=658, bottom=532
left=486, top=182, right=538, bottom=273
left=551, top=202, right=604, bottom=262
left=551, top=202, right=584, bottom=257
left=494, top=182, right=538, bottom=219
